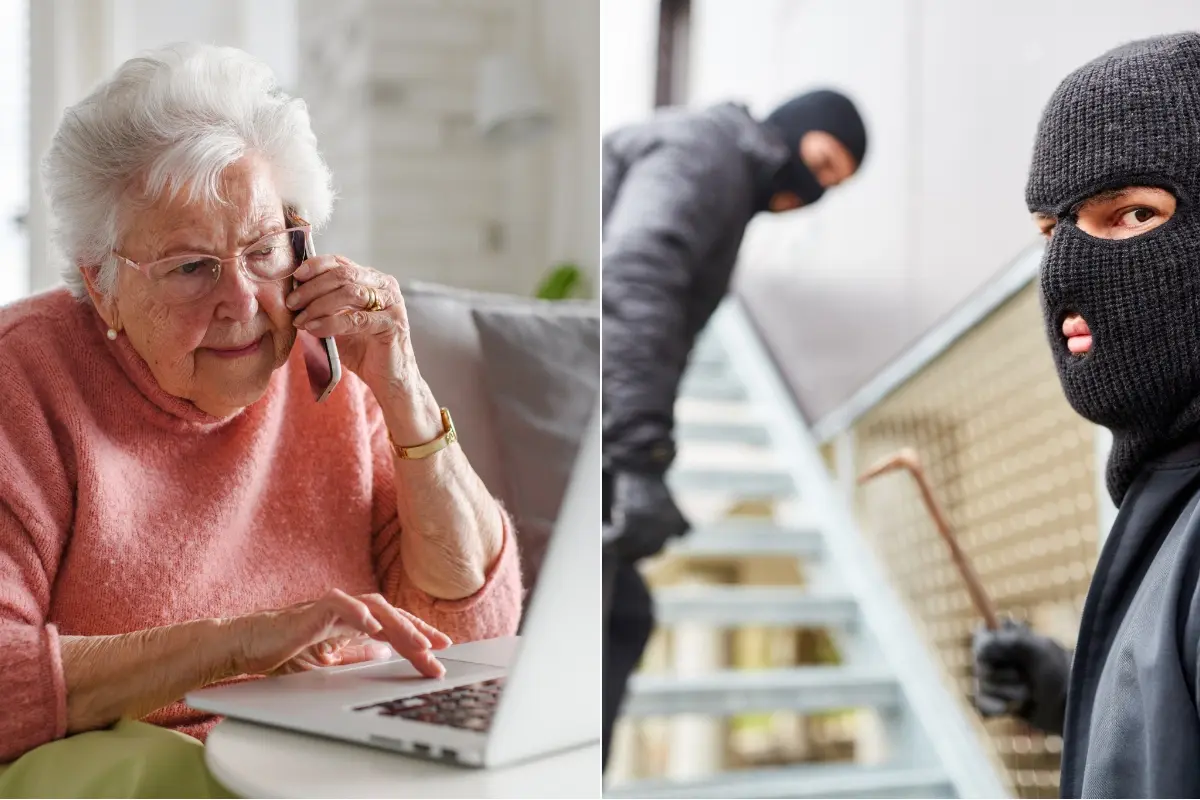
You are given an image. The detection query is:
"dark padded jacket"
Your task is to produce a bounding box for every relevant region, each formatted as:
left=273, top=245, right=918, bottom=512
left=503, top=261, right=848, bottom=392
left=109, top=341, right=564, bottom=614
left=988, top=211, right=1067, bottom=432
left=601, top=102, right=789, bottom=473
left=1060, top=438, right=1200, bottom=797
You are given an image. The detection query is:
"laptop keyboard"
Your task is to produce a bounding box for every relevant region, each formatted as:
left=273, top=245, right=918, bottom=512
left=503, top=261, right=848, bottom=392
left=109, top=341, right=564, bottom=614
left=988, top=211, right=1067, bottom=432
left=354, top=677, right=505, bottom=733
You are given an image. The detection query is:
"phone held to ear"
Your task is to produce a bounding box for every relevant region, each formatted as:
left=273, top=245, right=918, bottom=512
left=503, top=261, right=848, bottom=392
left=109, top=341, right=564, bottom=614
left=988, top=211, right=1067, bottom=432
left=291, top=224, right=342, bottom=403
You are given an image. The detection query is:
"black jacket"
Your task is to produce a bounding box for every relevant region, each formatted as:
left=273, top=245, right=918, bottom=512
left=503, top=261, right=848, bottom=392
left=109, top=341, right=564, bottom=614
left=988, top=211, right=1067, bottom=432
left=601, top=102, right=789, bottom=473
left=1061, top=438, right=1200, bottom=797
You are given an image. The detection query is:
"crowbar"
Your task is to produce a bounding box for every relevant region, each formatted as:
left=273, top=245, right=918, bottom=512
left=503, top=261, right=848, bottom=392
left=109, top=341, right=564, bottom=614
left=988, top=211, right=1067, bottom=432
left=857, top=447, right=999, bottom=630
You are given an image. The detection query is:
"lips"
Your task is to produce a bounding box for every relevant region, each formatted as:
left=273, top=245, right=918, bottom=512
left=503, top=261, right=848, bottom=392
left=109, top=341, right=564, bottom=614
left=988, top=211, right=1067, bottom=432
left=1062, top=313, right=1092, bottom=355
left=206, top=335, right=265, bottom=359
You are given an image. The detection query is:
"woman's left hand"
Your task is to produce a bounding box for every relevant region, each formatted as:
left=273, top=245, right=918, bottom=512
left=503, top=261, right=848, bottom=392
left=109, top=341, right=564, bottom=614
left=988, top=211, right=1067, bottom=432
left=286, top=254, right=414, bottom=390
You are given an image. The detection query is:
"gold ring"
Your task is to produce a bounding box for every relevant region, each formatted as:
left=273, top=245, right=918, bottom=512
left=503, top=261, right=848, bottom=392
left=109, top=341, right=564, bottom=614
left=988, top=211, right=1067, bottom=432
left=364, top=286, right=384, bottom=312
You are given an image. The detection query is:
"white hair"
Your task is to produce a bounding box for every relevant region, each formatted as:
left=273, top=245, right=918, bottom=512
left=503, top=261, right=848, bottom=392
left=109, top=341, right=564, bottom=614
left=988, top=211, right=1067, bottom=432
left=42, top=42, right=335, bottom=297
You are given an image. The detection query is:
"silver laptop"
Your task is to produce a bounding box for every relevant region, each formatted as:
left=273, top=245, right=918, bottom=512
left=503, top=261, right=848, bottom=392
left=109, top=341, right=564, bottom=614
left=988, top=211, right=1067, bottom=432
left=187, top=407, right=601, bottom=769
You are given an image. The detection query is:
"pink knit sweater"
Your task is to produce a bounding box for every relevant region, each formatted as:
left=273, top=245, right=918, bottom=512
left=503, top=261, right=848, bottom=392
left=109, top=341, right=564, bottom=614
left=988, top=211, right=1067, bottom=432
left=0, top=289, right=523, bottom=763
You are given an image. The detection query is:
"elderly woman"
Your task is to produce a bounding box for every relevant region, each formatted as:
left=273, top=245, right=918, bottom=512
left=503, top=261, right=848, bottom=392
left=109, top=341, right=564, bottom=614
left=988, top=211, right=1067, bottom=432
left=0, top=42, right=522, bottom=786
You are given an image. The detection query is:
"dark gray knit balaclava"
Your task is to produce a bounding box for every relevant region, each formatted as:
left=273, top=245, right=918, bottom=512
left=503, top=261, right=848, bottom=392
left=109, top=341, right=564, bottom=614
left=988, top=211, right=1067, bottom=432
left=1028, top=32, right=1200, bottom=504
left=761, top=89, right=867, bottom=208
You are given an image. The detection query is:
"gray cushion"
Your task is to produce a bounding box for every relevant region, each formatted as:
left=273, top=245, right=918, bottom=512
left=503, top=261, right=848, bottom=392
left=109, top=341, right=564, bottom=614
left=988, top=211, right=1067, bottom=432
left=471, top=302, right=600, bottom=596
left=402, top=286, right=511, bottom=506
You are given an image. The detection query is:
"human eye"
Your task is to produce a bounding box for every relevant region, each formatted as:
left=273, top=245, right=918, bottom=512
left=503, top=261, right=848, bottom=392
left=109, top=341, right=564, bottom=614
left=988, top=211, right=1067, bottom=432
left=247, top=233, right=287, bottom=261
left=156, top=257, right=216, bottom=281
left=154, top=257, right=209, bottom=278
left=177, top=260, right=208, bottom=275
left=1118, top=207, right=1156, bottom=227
left=1033, top=215, right=1056, bottom=239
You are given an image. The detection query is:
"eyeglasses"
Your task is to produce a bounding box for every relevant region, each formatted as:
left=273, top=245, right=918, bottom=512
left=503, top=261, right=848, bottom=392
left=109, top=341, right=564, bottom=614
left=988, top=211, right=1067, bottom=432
left=111, top=225, right=312, bottom=305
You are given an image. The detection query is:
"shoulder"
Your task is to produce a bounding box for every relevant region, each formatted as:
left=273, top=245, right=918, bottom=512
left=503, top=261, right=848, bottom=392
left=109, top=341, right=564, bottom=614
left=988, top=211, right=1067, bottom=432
left=0, top=288, right=97, bottom=396
left=607, top=105, right=739, bottom=157
left=0, top=287, right=87, bottom=342
left=0, top=292, right=84, bottom=500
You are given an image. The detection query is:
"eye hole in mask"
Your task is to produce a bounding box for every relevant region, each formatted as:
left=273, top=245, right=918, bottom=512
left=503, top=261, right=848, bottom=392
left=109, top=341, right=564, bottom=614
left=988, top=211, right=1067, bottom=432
left=1039, top=185, right=1179, bottom=242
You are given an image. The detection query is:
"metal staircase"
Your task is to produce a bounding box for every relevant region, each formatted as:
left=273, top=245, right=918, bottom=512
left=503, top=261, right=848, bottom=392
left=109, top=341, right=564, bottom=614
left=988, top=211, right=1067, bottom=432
left=603, top=299, right=1007, bottom=799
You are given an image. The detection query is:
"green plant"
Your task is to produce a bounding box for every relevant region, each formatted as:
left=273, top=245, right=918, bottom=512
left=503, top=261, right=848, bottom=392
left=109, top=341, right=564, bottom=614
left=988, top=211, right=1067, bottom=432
left=535, top=262, right=584, bottom=300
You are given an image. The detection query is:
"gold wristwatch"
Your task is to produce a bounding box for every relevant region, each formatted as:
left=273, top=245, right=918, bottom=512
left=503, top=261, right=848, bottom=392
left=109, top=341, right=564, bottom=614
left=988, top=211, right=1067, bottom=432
left=391, top=407, right=458, bottom=460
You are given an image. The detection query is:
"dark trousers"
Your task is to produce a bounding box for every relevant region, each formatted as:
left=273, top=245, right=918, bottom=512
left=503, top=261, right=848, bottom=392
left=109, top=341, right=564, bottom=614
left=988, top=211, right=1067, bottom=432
left=602, top=471, right=656, bottom=772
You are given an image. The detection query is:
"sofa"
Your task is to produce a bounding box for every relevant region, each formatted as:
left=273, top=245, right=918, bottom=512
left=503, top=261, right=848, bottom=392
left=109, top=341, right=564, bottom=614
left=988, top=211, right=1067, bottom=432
left=401, top=281, right=600, bottom=604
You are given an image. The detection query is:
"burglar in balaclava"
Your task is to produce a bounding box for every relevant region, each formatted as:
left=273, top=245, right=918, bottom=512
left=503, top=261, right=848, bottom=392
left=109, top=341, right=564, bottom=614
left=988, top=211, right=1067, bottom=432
left=971, top=32, right=1200, bottom=797
left=600, top=89, right=868, bottom=768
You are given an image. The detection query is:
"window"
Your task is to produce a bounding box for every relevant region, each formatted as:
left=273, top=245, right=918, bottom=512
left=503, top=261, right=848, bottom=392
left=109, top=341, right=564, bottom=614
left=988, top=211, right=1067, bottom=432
left=0, top=0, right=28, bottom=304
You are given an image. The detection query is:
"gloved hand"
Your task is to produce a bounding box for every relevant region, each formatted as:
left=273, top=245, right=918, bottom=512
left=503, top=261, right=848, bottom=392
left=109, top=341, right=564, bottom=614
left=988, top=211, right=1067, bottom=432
left=972, top=618, right=1072, bottom=735
left=605, top=471, right=690, bottom=563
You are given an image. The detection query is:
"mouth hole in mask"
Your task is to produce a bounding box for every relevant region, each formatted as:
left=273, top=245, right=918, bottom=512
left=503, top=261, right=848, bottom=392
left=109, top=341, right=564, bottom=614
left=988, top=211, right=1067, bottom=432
left=1058, top=309, right=1093, bottom=358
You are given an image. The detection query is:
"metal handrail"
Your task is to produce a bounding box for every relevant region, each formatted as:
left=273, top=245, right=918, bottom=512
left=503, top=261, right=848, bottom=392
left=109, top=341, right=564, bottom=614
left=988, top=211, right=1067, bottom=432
left=810, top=241, right=1045, bottom=443
left=710, top=297, right=1011, bottom=799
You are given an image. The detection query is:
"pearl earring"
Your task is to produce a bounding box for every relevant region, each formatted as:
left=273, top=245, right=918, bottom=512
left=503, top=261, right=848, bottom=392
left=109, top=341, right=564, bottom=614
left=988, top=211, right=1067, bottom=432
left=106, top=328, right=118, bottom=340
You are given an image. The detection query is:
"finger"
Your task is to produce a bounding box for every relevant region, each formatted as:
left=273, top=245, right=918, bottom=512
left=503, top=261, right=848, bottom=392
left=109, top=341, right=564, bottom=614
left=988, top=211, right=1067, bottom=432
left=359, top=594, right=445, bottom=678
left=357, top=595, right=431, bottom=650
left=325, top=589, right=385, bottom=636
left=396, top=609, right=453, bottom=650
left=286, top=264, right=361, bottom=315
left=974, top=635, right=1027, bottom=666
left=974, top=693, right=1012, bottom=717
left=978, top=666, right=1023, bottom=686
left=978, top=679, right=1028, bottom=705
left=304, top=307, right=397, bottom=338
left=274, top=642, right=335, bottom=675
left=293, top=282, right=379, bottom=328
left=331, top=641, right=395, bottom=665
left=311, top=635, right=355, bottom=666
left=300, top=269, right=397, bottom=310
left=398, top=644, right=445, bottom=678
left=293, top=253, right=355, bottom=282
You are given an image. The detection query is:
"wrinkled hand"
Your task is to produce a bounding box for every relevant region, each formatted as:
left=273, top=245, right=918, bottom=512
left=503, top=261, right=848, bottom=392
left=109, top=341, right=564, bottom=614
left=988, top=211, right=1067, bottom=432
left=972, top=618, right=1071, bottom=735
left=286, top=254, right=414, bottom=390
left=233, top=590, right=452, bottom=678
left=607, top=471, right=690, bottom=562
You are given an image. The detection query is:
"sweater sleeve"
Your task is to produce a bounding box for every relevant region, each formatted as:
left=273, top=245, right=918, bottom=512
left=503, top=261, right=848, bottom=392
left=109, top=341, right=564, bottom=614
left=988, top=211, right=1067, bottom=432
left=0, top=361, right=73, bottom=763
left=363, top=391, right=524, bottom=643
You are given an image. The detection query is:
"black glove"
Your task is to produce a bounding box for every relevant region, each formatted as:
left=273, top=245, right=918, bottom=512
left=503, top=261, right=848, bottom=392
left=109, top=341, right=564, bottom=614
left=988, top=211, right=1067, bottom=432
left=971, top=618, right=1072, bottom=735
left=605, top=471, right=690, bottom=563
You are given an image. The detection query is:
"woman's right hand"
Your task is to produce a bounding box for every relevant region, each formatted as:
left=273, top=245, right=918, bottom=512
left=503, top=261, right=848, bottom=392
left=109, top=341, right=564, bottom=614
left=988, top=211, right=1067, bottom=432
left=229, top=589, right=453, bottom=679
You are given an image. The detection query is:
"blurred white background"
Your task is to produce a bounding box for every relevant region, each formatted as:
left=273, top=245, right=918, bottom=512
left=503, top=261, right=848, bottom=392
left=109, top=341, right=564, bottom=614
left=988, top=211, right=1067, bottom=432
left=0, top=0, right=28, bottom=304
left=1, top=0, right=598, bottom=308
left=601, top=0, right=1200, bottom=423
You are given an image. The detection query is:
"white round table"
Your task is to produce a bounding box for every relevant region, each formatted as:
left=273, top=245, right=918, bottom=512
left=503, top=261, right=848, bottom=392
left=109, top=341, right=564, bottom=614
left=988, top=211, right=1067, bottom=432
left=206, top=719, right=601, bottom=798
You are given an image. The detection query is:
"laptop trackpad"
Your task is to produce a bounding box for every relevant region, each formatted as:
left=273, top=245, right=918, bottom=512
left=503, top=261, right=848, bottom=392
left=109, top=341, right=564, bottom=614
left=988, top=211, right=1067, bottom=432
left=355, top=657, right=500, bottom=685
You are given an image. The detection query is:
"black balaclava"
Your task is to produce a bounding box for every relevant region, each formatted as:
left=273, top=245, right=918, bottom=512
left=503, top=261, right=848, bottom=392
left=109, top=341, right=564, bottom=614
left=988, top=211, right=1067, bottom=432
left=1028, top=32, right=1200, bottom=504
left=761, top=89, right=867, bottom=209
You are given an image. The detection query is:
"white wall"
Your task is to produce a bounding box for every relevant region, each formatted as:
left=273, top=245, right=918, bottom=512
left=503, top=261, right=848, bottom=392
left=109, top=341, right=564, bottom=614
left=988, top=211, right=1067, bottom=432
left=539, top=0, right=601, bottom=290
left=0, top=0, right=29, bottom=306
left=299, top=0, right=598, bottom=296
left=122, top=0, right=299, bottom=88
left=680, top=0, right=1200, bottom=422
left=361, top=0, right=518, bottom=292
left=27, top=0, right=299, bottom=293
left=599, top=0, right=658, bottom=134
left=27, top=0, right=593, bottom=300
left=296, top=0, right=370, bottom=262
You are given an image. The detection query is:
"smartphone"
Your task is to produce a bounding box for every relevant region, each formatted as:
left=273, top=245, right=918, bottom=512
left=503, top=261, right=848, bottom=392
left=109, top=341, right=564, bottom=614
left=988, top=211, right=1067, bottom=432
left=290, top=223, right=342, bottom=403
